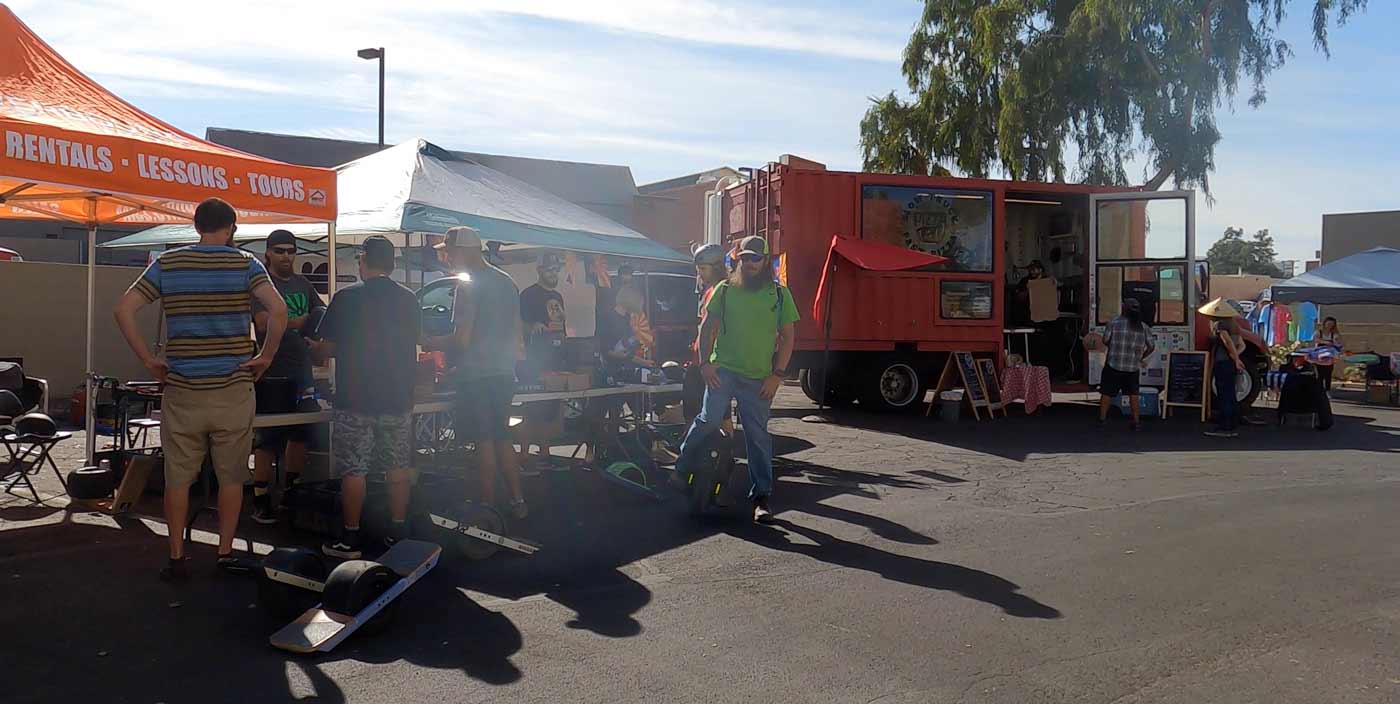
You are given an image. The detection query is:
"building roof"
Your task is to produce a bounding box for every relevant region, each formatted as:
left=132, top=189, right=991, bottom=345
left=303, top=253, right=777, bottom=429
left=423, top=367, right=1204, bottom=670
left=637, top=167, right=741, bottom=195
left=205, top=128, right=640, bottom=224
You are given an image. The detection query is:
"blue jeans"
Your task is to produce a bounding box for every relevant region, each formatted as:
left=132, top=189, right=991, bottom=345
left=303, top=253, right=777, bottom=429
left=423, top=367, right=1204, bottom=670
left=1213, top=360, right=1239, bottom=431
left=676, top=367, right=774, bottom=499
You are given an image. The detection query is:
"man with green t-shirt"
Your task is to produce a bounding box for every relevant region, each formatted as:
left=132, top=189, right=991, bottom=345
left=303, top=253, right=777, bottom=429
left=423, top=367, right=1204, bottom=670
left=675, top=236, right=799, bottom=523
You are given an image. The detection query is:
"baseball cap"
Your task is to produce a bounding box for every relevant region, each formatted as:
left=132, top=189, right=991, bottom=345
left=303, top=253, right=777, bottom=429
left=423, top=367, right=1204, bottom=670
left=692, top=243, right=725, bottom=266
left=737, top=236, right=768, bottom=257
left=538, top=252, right=563, bottom=271
left=266, top=229, right=297, bottom=250
left=361, top=235, right=395, bottom=260
left=433, top=226, right=482, bottom=250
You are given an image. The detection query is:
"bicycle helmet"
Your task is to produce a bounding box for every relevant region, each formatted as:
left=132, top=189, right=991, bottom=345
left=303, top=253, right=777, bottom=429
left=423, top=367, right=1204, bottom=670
left=661, top=360, right=685, bottom=383
left=692, top=243, right=725, bottom=266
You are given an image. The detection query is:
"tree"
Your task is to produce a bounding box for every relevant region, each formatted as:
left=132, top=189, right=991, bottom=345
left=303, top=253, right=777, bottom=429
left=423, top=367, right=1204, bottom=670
left=1206, top=226, right=1284, bottom=276
left=860, top=1, right=1367, bottom=196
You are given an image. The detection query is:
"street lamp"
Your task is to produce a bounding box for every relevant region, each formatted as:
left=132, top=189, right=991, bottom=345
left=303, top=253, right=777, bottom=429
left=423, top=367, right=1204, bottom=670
left=357, top=47, right=385, bottom=149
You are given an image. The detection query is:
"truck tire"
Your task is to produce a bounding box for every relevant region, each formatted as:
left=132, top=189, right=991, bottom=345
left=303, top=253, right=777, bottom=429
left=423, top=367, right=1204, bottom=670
left=799, top=368, right=853, bottom=408
left=1211, top=350, right=1266, bottom=408
left=860, top=357, right=926, bottom=413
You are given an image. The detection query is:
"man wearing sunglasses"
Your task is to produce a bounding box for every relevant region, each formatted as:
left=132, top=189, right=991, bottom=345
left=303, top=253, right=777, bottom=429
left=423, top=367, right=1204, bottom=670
left=249, top=229, right=325, bottom=524
left=676, top=236, right=799, bottom=524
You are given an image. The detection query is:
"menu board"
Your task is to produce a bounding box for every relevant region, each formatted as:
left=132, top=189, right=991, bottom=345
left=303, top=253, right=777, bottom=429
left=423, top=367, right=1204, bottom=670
left=926, top=351, right=993, bottom=421
left=1163, top=351, right=1209, bottom=421
left=956, top=352, right=986, bottom=405
left=977, top=359, right=1004, bottom=411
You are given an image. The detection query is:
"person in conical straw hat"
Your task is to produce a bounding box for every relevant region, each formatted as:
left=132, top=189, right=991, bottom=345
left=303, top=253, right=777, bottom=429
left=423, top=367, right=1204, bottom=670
left=1199, top=298, right=1246, bottom=438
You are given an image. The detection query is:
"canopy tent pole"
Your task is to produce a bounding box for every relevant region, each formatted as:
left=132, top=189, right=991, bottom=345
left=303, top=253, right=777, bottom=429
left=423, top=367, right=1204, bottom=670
left=84, top=201, right=97, bottom=462
left=803, top=259, right=837, bottom=424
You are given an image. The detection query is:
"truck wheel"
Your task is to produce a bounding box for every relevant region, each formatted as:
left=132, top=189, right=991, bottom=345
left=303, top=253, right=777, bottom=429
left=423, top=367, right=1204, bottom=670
left=1238, top=351, right=1267, bottom=408
left=799, top=368, right=853, bottom=407
left=860, top=357, right=925, bottom=413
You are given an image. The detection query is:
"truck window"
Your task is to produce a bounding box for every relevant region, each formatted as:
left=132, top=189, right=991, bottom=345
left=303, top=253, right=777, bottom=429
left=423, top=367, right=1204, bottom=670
left=861, top=186, right=993, bottom=272
left=1096, top=264, right=1186, bottom=326
left=1096, top=198, right=1187, bottom=260
left=940, top=281, right=993, bottom=319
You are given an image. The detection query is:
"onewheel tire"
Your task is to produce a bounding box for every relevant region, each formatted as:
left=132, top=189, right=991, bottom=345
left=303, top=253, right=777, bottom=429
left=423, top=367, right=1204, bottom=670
left=66, top=465, right=116, bottom=500
left=320, top=560, right=400, bottom=636
left=455, top=504, right=505, bottom=561
left=258, top=548, right=328, bottom=619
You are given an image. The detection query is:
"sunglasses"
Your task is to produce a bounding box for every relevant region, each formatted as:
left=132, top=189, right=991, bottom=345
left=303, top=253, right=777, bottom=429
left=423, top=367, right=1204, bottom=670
left=739, top=253, right=766, bottom=263
left=269, top=247, right=296, bottom=255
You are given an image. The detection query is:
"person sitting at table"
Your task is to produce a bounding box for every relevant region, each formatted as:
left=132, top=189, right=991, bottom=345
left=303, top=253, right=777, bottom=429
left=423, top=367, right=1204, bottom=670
left=312, top=236, right=421, bottom=559
left=425, top=227, right=529, bottom=519
left=113, top=198, right=286, bottom=579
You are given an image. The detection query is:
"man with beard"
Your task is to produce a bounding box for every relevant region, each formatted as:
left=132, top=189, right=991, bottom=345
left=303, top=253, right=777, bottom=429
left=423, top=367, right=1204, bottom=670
left=249, top=229, right=324, bottom=524
left=519, top=252, right=567, bottom=472
left=675, top=236, right=798, bottom=524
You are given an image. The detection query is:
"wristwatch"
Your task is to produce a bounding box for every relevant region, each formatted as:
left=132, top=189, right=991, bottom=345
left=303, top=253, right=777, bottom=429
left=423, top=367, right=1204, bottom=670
left=772, top=367, right=788, bottom=378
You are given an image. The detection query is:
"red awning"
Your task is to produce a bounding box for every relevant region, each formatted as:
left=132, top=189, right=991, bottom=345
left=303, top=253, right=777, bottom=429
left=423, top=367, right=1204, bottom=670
left=812, top=235, right=948, bottom=323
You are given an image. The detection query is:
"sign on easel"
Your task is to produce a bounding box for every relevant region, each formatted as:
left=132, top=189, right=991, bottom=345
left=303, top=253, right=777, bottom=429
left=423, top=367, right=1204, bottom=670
left=977, top=358, right=1006, bottom=417
left=926, top=351, right=992, bottom=420
left=1163, top=350, right=1210, bottom=421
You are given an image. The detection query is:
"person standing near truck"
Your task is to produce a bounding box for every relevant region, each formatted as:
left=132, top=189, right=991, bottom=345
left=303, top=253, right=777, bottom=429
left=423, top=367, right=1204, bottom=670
left=676, top=236, right=798, bottom=524
left=1201, top=298, right=1247, bottom=439
left=683, top=243, right=729, bottom=422
left=1096, top=298, right=1154, bottom=431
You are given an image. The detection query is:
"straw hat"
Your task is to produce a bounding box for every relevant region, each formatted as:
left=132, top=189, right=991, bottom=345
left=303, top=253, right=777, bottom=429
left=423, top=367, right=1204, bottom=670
left=1197, top=297, right=1239, bottom=318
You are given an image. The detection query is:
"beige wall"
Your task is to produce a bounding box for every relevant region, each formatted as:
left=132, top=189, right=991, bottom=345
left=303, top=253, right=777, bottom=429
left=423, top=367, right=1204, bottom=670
left=1320, top=211, right=1400, bottom=325
left=0, top=261, right=159, bottom=412
left=1212, top=274, right=1279, bottom=303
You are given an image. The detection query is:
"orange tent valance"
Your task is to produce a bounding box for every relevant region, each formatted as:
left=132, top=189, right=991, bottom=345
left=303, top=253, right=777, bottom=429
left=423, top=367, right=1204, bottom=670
left=0, top=3, right=336, bottom=225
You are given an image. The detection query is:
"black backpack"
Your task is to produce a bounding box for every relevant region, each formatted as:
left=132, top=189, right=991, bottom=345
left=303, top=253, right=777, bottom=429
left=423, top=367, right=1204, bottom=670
left=0, top=362, right=23, bottom=396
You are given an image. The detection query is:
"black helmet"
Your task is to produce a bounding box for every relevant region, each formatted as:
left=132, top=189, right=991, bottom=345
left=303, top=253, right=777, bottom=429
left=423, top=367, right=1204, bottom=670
left=660, top=360, right=685, bottom=383
left=13, top=412, right=57, bottom=439
left=0, top=389, right=22, bottom=420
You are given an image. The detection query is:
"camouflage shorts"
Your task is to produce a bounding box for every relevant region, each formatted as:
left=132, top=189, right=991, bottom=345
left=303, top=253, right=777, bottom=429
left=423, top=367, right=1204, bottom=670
left=332, top=410, right=412, bottom=476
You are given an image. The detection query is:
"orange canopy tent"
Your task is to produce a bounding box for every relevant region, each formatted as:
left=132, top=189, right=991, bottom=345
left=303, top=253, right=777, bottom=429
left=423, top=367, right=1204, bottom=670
left=0, top=4, right=338, bottom=458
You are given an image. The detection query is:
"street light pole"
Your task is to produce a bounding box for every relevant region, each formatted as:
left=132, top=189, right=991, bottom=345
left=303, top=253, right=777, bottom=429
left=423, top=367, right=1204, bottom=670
left=357, top=47, right=385, bottom=149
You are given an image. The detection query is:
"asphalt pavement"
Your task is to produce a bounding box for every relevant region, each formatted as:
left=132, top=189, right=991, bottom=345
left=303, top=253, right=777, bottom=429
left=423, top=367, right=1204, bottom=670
left=3, top=388, right=1398, bottom=703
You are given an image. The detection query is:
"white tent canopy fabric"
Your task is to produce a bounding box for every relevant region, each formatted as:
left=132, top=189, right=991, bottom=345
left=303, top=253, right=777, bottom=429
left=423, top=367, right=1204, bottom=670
left=105, top=139, right=687, bottom=263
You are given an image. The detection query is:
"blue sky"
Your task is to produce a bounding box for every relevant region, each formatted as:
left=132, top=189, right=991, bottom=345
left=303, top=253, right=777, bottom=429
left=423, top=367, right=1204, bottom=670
left=13, top=0, right=1399, bottom=263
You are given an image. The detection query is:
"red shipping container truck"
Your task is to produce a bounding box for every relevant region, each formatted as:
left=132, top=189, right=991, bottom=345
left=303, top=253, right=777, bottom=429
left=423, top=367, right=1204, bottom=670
left=712, top=157, right=1268, bottom=412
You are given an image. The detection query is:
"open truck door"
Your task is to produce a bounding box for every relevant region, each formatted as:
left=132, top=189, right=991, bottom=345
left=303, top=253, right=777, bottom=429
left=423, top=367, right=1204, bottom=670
left=1088, top=191, right=1197, bottom=389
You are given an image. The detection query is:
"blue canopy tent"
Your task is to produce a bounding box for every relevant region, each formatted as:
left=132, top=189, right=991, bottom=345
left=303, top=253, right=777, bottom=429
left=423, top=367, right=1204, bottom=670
left=1271, top=247, right=1400, bottom=305
left=101, top=139, right=686, bottom=264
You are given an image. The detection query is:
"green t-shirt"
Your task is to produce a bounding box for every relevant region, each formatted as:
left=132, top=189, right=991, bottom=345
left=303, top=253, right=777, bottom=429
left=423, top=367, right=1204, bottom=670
left=705, top=281, right=800, bottom=380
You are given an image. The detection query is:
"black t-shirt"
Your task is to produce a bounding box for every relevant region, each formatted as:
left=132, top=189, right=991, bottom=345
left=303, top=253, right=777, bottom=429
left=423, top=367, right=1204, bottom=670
left=317, top=276, right=421, bottom=414
left=597, top=307, right=635, bottom=363
left=254, top=273, right=324, bottom=380
left=521, top=283, right=566, bottom=372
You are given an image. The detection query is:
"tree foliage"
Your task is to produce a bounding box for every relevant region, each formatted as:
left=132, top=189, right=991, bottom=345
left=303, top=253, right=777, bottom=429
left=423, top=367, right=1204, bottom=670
left=860, top=1, right=1367, bottom=194
left=1206, top=226, right=1284, bottom=276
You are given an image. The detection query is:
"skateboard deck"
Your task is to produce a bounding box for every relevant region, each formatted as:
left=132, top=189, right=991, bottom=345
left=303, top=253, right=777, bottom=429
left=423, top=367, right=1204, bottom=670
left=269, top=540, right=441, bottom=653
left=428, top=513, right=541, bottom=555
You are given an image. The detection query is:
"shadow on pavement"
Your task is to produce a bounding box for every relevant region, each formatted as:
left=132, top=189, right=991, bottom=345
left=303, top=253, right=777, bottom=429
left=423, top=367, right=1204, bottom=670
left=732, top=518, right=1060, bottom=619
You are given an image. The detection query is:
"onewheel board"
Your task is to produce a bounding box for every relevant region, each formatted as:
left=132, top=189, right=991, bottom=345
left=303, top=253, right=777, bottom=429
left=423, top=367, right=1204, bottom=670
left=269, top=540, right=441, bottom=653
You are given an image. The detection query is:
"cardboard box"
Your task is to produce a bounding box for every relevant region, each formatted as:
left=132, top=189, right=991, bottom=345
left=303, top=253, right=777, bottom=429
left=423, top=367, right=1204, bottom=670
left=565, top=372, right=592, bottom=391
left=542, top=373, right=569, bottom=392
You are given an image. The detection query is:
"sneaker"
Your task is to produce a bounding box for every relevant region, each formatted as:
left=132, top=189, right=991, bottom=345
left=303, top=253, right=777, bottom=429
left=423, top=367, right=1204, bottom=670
left=510, top=498, right=529, bottom=520
left=216, top=554, right=254, bottom=575
left=1203, top=428, right=1239, bottom=438
left=752, top=496, right=775, bottom=524
left=384, top=521, right=409, bottom=549
left=250, top=496, right=277, bottom=525
left=323, top=531, right=363, bottom=559
left=159, top=556, right=190, bottom=582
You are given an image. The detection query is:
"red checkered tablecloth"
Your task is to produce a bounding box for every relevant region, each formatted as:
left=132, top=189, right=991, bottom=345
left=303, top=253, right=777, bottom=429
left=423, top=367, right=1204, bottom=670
left=1001, top=365, right=1052, bottom=414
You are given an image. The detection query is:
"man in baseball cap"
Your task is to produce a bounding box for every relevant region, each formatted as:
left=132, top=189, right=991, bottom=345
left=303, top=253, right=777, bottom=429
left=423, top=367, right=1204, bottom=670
left=425, top=226, right=530, bottom=518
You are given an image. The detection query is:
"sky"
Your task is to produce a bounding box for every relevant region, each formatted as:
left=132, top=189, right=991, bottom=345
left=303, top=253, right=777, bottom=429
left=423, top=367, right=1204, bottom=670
left=11, top=0, right=1400, bottom=263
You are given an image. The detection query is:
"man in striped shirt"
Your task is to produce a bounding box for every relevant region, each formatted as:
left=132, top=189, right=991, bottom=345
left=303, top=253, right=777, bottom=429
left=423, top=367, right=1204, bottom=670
left=114, top=198, right=287, bottom=580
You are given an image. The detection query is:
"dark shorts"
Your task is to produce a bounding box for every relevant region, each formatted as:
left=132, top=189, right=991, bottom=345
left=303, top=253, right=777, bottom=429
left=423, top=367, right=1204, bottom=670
left=254, top=377, right=306, bottom=451
left=1100, top=365, right=1141, bottom=397
left=332, top=410, right=411, bottom=476
left=455, top=376, right=515, bottom=442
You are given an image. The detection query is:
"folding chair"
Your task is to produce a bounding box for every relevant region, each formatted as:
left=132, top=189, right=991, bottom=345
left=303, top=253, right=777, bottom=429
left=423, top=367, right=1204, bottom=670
left=1, top=430, right=73, bottom=503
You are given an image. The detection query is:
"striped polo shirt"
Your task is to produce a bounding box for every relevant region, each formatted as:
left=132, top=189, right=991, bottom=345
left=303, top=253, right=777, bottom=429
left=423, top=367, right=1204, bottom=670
left=130, top=245, right=271, bottom=390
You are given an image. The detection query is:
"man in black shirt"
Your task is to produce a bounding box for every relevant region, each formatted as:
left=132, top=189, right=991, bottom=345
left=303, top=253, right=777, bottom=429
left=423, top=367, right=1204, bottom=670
left=250, top=230, right=325, bottom=524
left=312, top=236, right=421, bottom=559
left=519, top=252, right=566, bottom=472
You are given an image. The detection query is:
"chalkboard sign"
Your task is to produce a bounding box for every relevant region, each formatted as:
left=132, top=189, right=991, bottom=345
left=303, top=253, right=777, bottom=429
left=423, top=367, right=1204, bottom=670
left=1164, top=350, right=1209, bottom=421
left=956, top=352, right=987, bottom=404
left=977, top=358, right=1006, bottom=416
left=926, top=352, right=992, bottom=420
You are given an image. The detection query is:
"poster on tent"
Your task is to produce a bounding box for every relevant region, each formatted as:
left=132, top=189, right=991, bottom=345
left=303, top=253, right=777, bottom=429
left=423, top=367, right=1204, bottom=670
left=500, top=251, right=596, bottom=338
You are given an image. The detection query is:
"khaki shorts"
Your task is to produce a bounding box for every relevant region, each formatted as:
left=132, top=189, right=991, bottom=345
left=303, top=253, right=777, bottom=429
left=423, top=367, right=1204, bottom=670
left=161, top=382, right=255, bottom=490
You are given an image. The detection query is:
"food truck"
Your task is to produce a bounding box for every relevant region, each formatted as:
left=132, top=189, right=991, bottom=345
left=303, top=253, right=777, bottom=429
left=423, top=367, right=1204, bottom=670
left=712, top=157, right=1268, bottom=412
